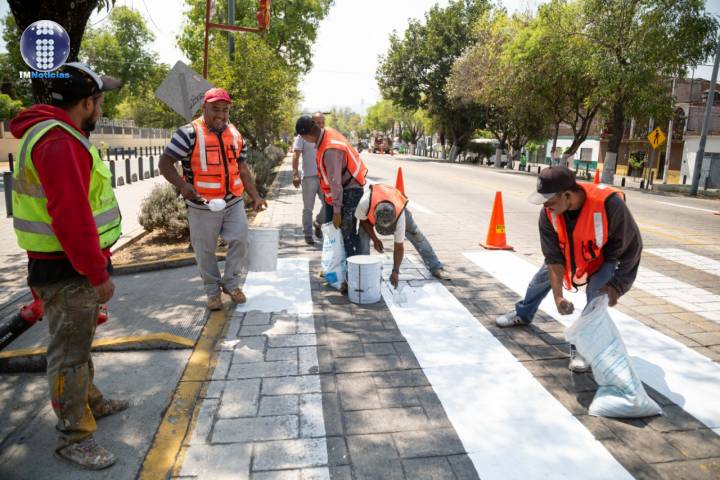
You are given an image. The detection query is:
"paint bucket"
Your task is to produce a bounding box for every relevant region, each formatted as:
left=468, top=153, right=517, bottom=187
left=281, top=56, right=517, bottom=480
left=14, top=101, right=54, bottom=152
left=247, top=228, right=279, bottom=272
left=347, top=255, right=383, bottom=304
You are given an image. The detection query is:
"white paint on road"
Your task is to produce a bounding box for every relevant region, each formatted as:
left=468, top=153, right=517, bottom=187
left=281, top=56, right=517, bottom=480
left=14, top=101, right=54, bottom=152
left=235, top=257, right=314, bottom=315
left=656, top=201, right=719, bottom=214
left=634, top=268, right=720, bottom=322
left=381, top=266, right=632, bottom=480
left=645, top=247, right=720, bottom=278
left=407, top=200, right=434, bottom=215
left=464, top=250, right=720, bottom=432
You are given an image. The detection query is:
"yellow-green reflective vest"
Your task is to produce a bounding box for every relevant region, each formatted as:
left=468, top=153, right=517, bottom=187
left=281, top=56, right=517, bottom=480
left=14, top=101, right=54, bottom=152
left=12, top=119, right=122, bottom=252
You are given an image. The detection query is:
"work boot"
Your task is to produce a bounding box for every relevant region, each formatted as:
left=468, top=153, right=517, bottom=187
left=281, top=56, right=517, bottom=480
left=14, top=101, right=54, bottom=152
left=495, top=309, right=528, bottom=328
left=55, top=436, right=117, bottom=470
left=223, top=287, right=247, bottom=304
left=568, top=345, right=590, bottom=373
left=430, top=267, right=449, bottom=280
left=305, top=235, right=315, bottom=245
left=314, top=221, right=323, bottom=239
left=92, top=398, right=130, bottom=420
left=207, top=294, right=223, bottom=311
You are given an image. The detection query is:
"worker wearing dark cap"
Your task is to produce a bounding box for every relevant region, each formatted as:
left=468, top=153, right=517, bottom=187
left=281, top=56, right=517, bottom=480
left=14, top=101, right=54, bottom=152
left=10, top=62, right=126, bottom=469
left=295, top=115, right=368, bottom=262
left=495, top=166, right=642, bottom=372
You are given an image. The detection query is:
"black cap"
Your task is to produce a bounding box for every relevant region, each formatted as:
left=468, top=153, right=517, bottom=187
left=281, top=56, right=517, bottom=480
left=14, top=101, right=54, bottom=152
left=527, top=166, right=577, bottom=204
left=48, top=62, right=122, bottom=102
left=295, top=115, right=315, bottom=135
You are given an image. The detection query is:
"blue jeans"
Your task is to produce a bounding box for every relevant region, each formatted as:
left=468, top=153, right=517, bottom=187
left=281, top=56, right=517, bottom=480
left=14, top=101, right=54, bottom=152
left=515, top=261, right=618, bottom=323
left=324, top=188, right=365, bottom=259
left=404, top=210, right=443, bottom=272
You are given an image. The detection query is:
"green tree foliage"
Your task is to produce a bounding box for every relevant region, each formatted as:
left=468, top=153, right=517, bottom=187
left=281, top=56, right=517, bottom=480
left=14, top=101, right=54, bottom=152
left=80, top=6, right=159, bottom=118
left=326, top=107, right=364, bottom=140
left=0, top=92, right=23, bottom=119
left=0, top=15, right=32, bottom=105
left=448, top=9, right=551, bottom=161
left=115, top=63, right=185, bottom=128
left=376, top=0, right=489, bottom=158
left=365, top=99, right=398, bottom=136
left=569, top=0, right=718, bottom=183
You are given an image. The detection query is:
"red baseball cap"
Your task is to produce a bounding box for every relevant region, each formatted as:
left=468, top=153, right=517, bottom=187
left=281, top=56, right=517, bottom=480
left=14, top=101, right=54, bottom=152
left=204, top=87, right=232, bottom=104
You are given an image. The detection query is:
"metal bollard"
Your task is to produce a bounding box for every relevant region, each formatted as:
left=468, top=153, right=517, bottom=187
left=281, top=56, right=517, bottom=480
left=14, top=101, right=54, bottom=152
left=109, top=160, right=116, bottom=188
left=149, top=156, right=154, bottom=177
left=639, top=179, right=645, bottom=189
left=138, top=156, right=144, bottom=180
left=537, top=166, right=541, bottom=175
left=125, top=156, right=132, bottom=185
left=683, top=175, right=687, bottom=185
left=3, top=171, right=12, bottom=217
left=621, top=177, right=626, bottom=187
left=8, top=153, right=14, bottom=172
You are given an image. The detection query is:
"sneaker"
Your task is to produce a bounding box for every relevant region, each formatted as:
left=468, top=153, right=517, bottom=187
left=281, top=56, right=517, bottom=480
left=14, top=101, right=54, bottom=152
left=569, top=345, right=590, bottom=373
left=305, top=236, right=315, bottom=245
left=430, top=267, right=449, bottom=280
left=55, top=436, right=117, bottom=470
left=207, top=294, right=223, bottom=311
left=223, top=287, right=247, bottom=304
left=495, top=310, right=528, bottom=328
left=92, top=398, right=130, bottom=420
left=314, top=221, right=323, bottom=239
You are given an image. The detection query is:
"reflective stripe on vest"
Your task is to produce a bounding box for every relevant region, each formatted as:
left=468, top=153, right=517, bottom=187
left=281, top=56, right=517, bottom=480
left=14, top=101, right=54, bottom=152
left=545, top=183, right=623, bottom=290
left=12, top=119, right=122, bottom=252
left=367, top=184, right=408, bottom=225
left=316, top=127, right=368, bottom=203
left=189, top=118, right=245, bottom=200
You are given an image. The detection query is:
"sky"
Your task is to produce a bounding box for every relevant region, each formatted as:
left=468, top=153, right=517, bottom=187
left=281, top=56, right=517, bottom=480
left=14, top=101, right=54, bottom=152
left=1, top=0, right=719, bottom=113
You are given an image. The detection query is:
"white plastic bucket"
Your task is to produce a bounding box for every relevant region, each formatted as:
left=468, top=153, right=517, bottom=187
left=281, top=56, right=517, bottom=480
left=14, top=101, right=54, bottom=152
left=247, top=228, right=279, bottom=272
left=347, top=255, right=383, bottom=304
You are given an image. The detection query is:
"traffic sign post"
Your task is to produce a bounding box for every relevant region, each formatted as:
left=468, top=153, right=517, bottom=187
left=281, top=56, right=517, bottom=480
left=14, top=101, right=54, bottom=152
left=155, top=61, right=213, bottom=121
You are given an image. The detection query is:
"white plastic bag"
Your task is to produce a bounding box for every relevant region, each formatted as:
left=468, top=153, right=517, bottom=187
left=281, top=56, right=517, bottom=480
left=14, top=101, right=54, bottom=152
left=565, top=295, right=662, bottom=418
left=321, top=222, right=346, bottom=290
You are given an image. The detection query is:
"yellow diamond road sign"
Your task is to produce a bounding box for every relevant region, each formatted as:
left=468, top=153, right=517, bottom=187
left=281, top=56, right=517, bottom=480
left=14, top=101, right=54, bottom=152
left=648, top=127, right=666, bottom=150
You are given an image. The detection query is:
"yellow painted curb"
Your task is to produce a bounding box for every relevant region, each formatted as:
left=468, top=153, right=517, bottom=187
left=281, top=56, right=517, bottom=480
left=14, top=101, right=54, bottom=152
left=0, top=333, right=194, bottom=360
left=139, top=305, right=229, bottom=479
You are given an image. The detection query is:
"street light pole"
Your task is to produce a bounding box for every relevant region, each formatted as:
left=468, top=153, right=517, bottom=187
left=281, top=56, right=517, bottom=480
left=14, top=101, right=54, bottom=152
left=690, top=37, right=720, bottom=196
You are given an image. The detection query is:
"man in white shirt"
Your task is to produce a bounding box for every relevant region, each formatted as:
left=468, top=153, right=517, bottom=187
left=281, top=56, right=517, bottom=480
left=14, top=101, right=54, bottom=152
left=292, top=112, right=326, bottom=244
left=355, top=184, right=446, bottom=287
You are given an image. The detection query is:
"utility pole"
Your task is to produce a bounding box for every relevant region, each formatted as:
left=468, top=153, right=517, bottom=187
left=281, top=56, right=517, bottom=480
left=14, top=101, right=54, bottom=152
left=662, top=77, right=676, bottom=184
left=228, top=0, right=235, bottom=61
left=691, top=36, right=720, bottom=196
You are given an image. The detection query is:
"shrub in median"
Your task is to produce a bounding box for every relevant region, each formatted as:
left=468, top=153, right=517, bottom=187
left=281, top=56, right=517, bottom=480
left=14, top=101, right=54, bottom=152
left=138, top=184, right=189, bottom=240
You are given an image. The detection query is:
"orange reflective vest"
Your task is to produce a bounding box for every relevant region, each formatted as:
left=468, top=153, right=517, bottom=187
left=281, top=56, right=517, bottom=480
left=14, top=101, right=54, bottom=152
left=546, top=183, right=625, bottom=290
left=316, top=127, right=367, bottom=203
left=367, top=184, right=408, bottom=225
left=187, top=118, right=244, bottom=200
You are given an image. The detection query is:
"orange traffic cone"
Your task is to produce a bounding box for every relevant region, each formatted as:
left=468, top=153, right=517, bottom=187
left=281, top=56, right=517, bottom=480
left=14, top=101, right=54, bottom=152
left=593, top=168, right=601, bottom=184
left=395, top=167, right=405, bottom=195
left=480, top=192, right=514, bottom=251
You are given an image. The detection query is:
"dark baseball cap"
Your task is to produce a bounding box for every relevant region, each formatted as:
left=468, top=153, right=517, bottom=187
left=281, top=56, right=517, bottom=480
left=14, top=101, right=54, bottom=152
left=295, top=115, right=315, bottom=135
left=48, top=62, right=122, bottom=102
left=374, top=202, right=397, bottom=236
left=527, top=166, right=577, bottom=204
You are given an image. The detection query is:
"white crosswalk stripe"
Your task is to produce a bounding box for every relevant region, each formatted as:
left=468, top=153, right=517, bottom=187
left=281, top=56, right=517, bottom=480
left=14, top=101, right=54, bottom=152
left=645, top=247, right=720, bottom=278
left=635, top=268, right=720, bottom=322
left=464, top=250, right=720, bottom=433
left=379, top=255, right=633, bottom=480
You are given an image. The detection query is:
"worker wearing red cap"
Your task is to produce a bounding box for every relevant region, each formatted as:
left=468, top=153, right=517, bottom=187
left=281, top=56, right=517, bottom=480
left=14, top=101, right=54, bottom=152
left=159, top=87, right=267, bottom=311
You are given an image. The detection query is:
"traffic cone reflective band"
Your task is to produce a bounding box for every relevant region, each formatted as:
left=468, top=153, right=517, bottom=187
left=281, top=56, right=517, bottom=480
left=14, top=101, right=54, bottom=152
left=395, top=167, right=405, bottom=195
left=480, top=191, right=514, bottom=251
left=593, top=168, right=601, bottom=184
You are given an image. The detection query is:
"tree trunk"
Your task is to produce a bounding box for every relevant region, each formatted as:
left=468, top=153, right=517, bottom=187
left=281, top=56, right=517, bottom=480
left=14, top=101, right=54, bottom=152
left=550, top=122, right=560, bottom=164
left=8, top=0, right=100, bottom=104
left=602, top=101, right=625, bottom=184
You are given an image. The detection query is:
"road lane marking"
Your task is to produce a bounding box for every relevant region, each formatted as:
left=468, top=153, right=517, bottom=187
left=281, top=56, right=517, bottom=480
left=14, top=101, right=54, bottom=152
left=379, top=257, right=632, bottom=479
left=635, top=267, right=720, bottom=322
left=656, top=201, right=719, bottom=214
left=464, top=250, right=720, bottom=432
left=407, top=200, right=434, bottom=215
left=645, top=247, right=720, bottom=278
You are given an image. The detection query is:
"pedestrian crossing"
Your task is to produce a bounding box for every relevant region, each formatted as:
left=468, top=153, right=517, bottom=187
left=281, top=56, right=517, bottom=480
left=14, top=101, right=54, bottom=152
left=634, top=267, right=720, bottom=322
left=645, top=247, right=720, bottom=278
left=463, top=250, right=720, bottom=432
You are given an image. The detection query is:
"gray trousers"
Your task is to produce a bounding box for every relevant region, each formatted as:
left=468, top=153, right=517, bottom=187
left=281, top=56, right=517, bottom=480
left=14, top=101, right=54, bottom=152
left=301, top=175, right=324, bottom=237
left=187, top=199, right=249, bottom=296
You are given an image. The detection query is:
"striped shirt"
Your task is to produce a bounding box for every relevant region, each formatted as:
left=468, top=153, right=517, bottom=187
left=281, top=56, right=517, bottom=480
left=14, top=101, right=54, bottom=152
left=164, top=122, right=248, bottom=185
